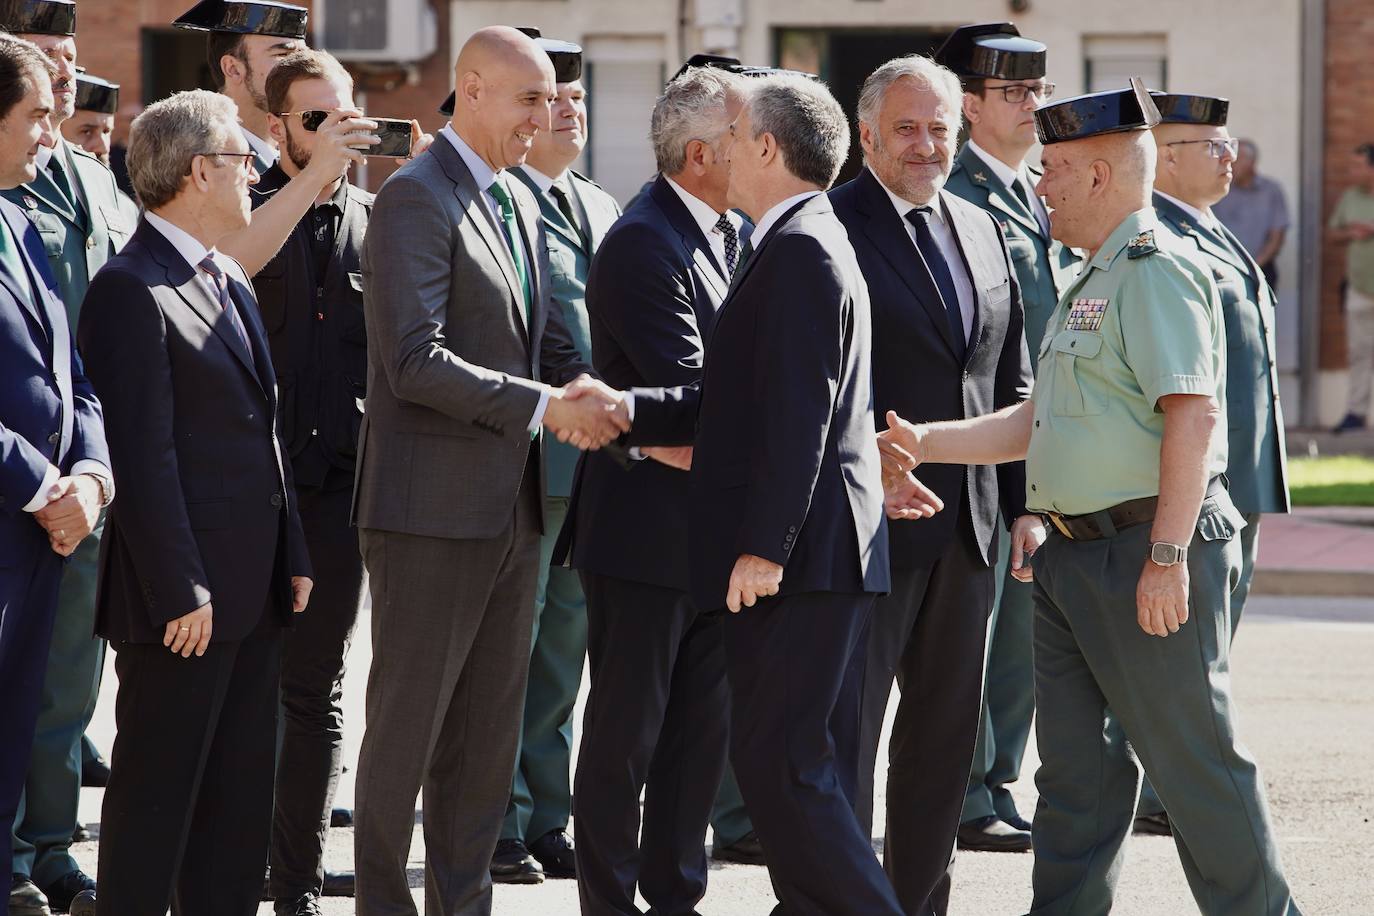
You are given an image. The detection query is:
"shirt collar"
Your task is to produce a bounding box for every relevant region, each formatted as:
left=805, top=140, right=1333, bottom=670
left=872, top=169, right=948, bottom=229
left=1155, top=189, right=1218, bottom=231
left=664, top=175, right=732, bottom=238
left=441, top=124, right=501, bottom=193
left=964, top=138, right=1022, bottom=189
left=36, top=141, right=55, bottom=172
left=1089, top=207, right=1160, bottom=271
left=519, top=163, right=561, bottom=193
left=753, top=190, right=821, bottom=244
left=144, top=210, right=216, bottom=272
left=241, top=127, right=276, bottom=166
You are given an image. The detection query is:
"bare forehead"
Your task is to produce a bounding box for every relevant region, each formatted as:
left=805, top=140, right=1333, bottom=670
left=881, top=77, right=955, bottom=122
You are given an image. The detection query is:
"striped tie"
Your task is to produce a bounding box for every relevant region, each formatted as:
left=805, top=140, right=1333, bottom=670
left=198, top=256, right=251, bottom=352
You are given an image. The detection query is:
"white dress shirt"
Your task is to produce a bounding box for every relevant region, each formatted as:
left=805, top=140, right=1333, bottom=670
left=875, top=176, right=975, bottom=343
left=440, top=126, right=551, bottom=431
left=518, top=163, right=560, bottom=193
left=1154, top=189, right=1222, bottom=233
left=750, top=190, right=820, bottom=249
left=664, top=176, right=740, bottom=277
left=965, top=138, right=1051, bottom=236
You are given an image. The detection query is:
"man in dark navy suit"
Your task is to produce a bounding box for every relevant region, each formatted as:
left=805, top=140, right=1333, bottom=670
left=77, top=90, right=313, bottom=916
left=564, top=64, right=748, bottom=916
left=829, top=54, right=1035, bottom=915
left=0, top=35, right=110, bottom=914
left=627, top=74, right=907, bottom=916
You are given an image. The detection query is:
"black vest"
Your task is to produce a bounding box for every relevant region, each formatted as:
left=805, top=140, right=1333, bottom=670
left=249, top=167, right=374, bottom=488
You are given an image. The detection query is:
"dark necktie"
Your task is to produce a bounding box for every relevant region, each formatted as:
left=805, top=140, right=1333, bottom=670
left=549, top=181, right=589, bottom=250
left=716, top=212, right=740, bottom=276
left=47, top=154, right=73, bottom=204
left=906, top=206, right=967, bottom=360
left=198, top=256, right=251, bottom=352
left=1010, top=176, right=1031, bottom=210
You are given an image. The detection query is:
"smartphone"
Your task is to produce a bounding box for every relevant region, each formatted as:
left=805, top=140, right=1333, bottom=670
left=369, top=118, right=413, bottom=158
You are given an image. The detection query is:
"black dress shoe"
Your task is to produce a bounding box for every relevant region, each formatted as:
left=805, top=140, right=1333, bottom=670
left=956, top=815, right=1032, bottom=852
left=68, top=890, right=96, bottom=916
left=1003, top=812, right=1033, bottom=832
left=80, top=756, right=110, bottom=789
left=490, top=839, right=545, bottom=884
left=274, top=893, right=324, bottom=916
left=528, top=828, right=576, bottom=879
left=71, top=823, right=91, bottom=843
left=9, top=875, right=52, bottom=916
left=321, top=870, right=355, bottom=897
left=41, top=870, right=96, bottom=914
left=329, top=806, right=354, bottom=828
left=1133, top=811, right=1172, bottom=836
left=711, top=831, right=766, bottom=865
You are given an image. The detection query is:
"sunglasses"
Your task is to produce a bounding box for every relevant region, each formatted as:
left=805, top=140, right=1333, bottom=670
left=278, top=110, right=332, bottom=131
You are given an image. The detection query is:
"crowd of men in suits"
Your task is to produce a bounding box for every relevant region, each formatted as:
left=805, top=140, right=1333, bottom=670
left=0, top=0, right=1306, bottom=914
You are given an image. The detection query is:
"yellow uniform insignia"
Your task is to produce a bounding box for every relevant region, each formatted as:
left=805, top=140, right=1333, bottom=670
left=1125, top=230, right=1158, bottom=259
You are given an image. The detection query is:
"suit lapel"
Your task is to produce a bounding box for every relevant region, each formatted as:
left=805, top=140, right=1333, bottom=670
left=857, top=169, right=961, bottom=359
left=0, top=205, right=45, bottom=334
left=962, top=147, right=1041, bottom=241
left=650, top=176, right=730, bottom=284
left=939, top=192, right=983, bottom=362
left=716, top=196, right=816, bottom=321
left=574, top=176, right=617, bottom=249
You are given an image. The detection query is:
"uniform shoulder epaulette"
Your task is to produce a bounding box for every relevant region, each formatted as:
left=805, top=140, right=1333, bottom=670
left=68, top=145, right=101, bottom=165
left=1126, top=229, right=1158, bottom=259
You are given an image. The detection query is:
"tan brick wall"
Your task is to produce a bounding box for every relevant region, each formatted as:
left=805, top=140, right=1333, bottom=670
left=71, top=0, right=452, bottom=193
left=1322, top=0, right=1374, bottom=369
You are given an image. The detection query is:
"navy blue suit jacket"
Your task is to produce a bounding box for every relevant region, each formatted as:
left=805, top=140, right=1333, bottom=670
left=630, top=193, right=890, bottom=611
left=0, top=196, right=107, bottom=528
left=563, top=175, right=745, bottom=594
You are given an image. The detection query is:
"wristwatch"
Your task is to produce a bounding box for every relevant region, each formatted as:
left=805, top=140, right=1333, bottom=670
left=1148, top=542, right=1188, bottom=567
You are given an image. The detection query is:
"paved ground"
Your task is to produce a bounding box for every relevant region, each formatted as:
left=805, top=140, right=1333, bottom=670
left=71, top=593, right=1374, bottom=915
left=1254, top=508, right=1374, bottom=595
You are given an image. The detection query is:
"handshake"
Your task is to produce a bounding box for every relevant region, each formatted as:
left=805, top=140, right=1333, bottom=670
left=542, top=374, right=633, bottom=450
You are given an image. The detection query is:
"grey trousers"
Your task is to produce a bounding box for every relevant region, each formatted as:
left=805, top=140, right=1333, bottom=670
left=354, top=487, right=540, bottom=916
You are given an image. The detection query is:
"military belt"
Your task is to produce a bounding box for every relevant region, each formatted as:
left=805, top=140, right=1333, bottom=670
left=1044, top=476, right=1225, bottom=542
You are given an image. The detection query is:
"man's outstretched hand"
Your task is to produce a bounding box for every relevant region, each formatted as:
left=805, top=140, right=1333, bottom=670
left=883, top=471, right=944, bottom=520
left=544, top=374, right=631, bottom=450
left=877, top=410, right=925, bottom=485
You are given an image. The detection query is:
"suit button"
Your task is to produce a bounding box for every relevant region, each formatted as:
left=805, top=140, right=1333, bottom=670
left=86, top=237, right=96, bottom=249
left=47, top=432, right=59, bottom=445
left=270, top=493, right=284, bottom=509
left=247, top=413, right=255, bottom=421
left=788, top=525, right=797, bottom=533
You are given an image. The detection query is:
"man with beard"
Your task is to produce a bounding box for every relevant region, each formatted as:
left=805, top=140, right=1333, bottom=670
left=829, top=53, right=1033, bottom=913
left=882, top=81, right=1301, bottom=916
left=0, top=4, right=129, bottom=912
left=1131, top=92, right=1289, bottom=837
left=936, top=24, right=1081, bottom=853
left=249, top=48, right=376, bottom=914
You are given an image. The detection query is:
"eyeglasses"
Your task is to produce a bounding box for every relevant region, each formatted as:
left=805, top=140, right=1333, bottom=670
left=1166, top=137, right=1238, bottom=160
left=197, top=152, right=257, bottom=173
left=277, top=110, right=331, bottom=131
left=986, top=82, right=1056, bottom=104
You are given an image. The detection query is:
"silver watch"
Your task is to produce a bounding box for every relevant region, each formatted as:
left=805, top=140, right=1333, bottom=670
left=1148, top=542, right=1188, bottom=566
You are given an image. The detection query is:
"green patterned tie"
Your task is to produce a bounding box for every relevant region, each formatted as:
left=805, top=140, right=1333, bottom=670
left=487, top=177, right=531, bottom=325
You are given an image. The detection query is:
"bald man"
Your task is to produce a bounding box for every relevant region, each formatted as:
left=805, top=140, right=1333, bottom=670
left=352, top=26, right=628, bottom=916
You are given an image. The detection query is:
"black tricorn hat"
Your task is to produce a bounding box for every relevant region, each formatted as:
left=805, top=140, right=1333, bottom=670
left=934, top=22, right=1046, bottom=82
left=173, top=0, right=307, bottom=39
left=1148, top=92, right=1229, bottom=127
left=0, top=0, right=75, bottom=36
left=1035, top=77, right=1161, bottom=145
left=75, top=70, right=118, bottom=114
left=439, top=27, right=584, bottom=116
left=669, top=53, right=815, bottom=84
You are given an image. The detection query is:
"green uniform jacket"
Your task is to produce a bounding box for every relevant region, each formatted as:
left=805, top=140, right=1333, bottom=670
left=945, top=144, right=1080, bottom=366
left=510, top=167, right=622, bottom=498
left=1153, top=193, right=1290, bottom=514
left=2, top=140, right=133, bottom=327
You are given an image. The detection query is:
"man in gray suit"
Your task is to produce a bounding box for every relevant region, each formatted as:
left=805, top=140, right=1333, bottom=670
left=352, top=26, right=628, bottom=916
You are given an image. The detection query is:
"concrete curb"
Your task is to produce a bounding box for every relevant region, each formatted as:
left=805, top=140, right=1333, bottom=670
left=1252, top=567, right=1374, bottom=597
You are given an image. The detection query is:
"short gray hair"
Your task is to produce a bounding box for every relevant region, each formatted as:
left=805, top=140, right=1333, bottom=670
left=127, top=89, right=239, bottom=210
left=746, top=74, right=850, bottom=188
left=857, top=55, right=963, bottom=134
left=651, top=66, right=741, bottom=175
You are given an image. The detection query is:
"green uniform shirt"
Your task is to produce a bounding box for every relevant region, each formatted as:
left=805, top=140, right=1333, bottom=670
left=1025, top=208, right=1228, bottom=516
left=1328, top=186, right=1374, bottom=296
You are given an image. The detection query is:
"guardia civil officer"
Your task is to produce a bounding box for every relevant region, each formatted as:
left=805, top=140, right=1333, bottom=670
left=936, top=21, right=1082, bottom=852
left=0, top=4, right=127, bottom=912
left=882, top=81, right=1302, bottom=916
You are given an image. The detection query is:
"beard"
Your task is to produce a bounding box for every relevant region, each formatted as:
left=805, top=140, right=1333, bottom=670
left=283, top=127, right=311, bottom=172
left=240, top=57, right=271, bottom=114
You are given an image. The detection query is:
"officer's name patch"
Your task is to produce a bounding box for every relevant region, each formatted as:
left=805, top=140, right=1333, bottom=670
left=1066, top=298, right=1108, bottom=331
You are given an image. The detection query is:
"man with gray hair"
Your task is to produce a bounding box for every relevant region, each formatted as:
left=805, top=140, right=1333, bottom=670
left=625, top=72, right=903, bottom=915
left=565, top=63, right=750, bottom=915
left=830, top=52, right=1033, bottom=912
left=77, top=88, right=314, bottom=916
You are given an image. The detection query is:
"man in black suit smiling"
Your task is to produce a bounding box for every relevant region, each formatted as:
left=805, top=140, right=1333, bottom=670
left=829, top=54, right=1036, bottom=914
left=628, top=73, right=907, bottom=916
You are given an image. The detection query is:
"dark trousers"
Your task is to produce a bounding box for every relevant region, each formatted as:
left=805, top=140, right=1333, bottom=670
left=96, top=610, right=283, bottom=916
left=573, top=573, right=729, bottom=916
left=269, top=478, right=365, bottom=900
left=725, top=591, right=902, bottom=916
left=856, top=506, right=994, bottom=916
left=0, top=524, right=65, bottom=902
left=354, top=478, right=540, bottom=916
